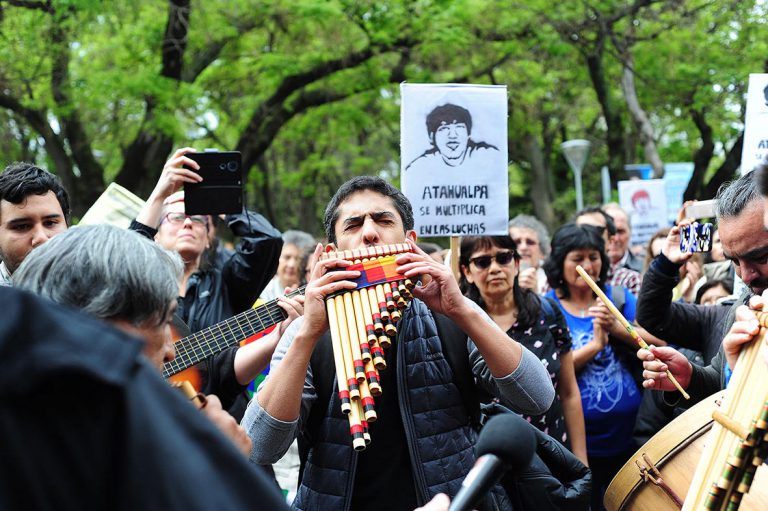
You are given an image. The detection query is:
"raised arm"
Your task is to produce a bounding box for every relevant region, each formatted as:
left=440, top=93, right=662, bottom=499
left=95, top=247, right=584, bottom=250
left=397, top=240, right=555, bottom=415
left=220, top=210, right=283, bottom=313
left=242, top=248, right=359, bottom=463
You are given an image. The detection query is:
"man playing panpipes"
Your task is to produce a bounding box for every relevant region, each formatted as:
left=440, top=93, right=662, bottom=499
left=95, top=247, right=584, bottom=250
left=243, top=176, right=555, bottom=511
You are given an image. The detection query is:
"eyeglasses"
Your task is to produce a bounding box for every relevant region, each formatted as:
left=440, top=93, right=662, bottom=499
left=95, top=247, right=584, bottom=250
left=162, top=213, right=208, bottom=227
left=469, top=251, right=517, bottom=270
left=512, top=237, right=539, bottom=247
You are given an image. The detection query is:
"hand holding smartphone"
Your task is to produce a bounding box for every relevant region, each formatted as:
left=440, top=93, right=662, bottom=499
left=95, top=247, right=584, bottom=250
left=680, top=222, right=713, bottom=253
left=183, top=151, right=243, bottom=215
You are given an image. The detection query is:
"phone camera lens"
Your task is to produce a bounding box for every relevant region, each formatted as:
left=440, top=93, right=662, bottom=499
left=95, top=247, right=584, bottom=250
left=219, top=163, right=227, bottom=171
left=227, top=161, right=239, bottom=172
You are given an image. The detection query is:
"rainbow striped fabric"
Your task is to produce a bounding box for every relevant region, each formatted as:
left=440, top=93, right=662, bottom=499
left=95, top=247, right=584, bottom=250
left=345, top=255, right=402, bottom=290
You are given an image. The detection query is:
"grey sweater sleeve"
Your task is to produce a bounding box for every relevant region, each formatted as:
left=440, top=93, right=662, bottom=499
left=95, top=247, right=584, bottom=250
left=466, top=298, right=556, bottom=415
left=241, top=318, right=314, bottom=465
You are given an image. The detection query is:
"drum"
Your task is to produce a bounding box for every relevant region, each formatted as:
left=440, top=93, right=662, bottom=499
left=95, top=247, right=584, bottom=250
left=604, top=391, right=768, bottom=510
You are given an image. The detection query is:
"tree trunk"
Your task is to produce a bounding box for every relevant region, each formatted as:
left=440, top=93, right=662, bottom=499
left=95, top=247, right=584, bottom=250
left=585, top=46, right=625, bottom=184
left=522, top=133, right=556, bottom=230
left=683, top=108, right=715, bottom=200
left=620, top=52, right=664, bottom=178
left=701, top=132, right=744, bottom=199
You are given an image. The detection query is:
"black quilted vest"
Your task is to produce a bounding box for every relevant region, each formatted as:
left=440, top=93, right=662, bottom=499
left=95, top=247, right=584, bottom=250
left=293, top=299, right=508, bottom=510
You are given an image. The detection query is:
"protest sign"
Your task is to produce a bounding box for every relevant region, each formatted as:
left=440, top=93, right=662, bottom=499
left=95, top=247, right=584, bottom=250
left=618, top=179, right=668, bottom=246
left=401, top=83, right=508, bottom=237
left=741, top=73, right=768, bottom=175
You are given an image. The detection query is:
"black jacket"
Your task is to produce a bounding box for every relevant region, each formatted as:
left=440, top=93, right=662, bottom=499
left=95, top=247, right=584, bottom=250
left=131, top=211, right=282, bottom=418
left=0, top=287, right=287, bottom=511
left=636, top=253, right=728, bottom=363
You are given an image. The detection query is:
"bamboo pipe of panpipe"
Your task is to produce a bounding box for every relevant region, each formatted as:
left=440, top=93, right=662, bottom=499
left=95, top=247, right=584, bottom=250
left=343, top=292, right=366, bottom=383
left=384, top=282, right=401, bottom=323
left=574, top=265, right=690, bottom=400
left=375, top=285, right=396, bottom=341
left=353, top=289, right=373, bottom=364
left=364, top=357, right=382, bottom=396
left=366, top=286, right=384, bottom=335
left=375, top=283, right=391, bottom=324
left=358, top=376, right=377, bottom=423
left=362, top=286, right=386, bottom=369
left=334, top=294, right=360, bottom=400
left=348, top=399, right=366, bottom=451
left=328, top=297, right=353, bottom=413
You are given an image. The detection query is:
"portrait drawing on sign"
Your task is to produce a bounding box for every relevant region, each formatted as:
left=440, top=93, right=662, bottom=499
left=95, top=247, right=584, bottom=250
left=405, top=103, right=499, bottom=174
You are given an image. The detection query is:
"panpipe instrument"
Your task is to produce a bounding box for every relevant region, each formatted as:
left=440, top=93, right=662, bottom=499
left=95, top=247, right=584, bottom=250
left=320, top=243, right=416, bottom=450
left=605, top=312, right=768, bottom=511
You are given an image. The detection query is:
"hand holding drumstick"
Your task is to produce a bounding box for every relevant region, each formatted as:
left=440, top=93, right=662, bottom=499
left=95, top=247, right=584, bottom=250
left=574, top=265, right=690, bottom=400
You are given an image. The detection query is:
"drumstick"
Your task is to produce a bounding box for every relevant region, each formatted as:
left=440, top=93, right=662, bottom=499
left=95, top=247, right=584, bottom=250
left=575, top=265, right=690, bottom=400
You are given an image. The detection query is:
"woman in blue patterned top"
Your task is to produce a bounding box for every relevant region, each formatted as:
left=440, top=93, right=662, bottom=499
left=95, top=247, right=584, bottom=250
left=543, top=223, right=641, bottom=511
left=459, top=235, right=587, bottom=465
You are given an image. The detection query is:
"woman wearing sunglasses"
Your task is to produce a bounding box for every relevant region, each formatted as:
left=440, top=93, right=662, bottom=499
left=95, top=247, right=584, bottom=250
left=459, top=235, right=587, bottom=466
left=543, top=223, right=642, bottom=511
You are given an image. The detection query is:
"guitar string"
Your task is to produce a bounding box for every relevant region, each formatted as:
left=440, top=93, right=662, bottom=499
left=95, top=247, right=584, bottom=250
left=164, top=287, right=305, bottom=376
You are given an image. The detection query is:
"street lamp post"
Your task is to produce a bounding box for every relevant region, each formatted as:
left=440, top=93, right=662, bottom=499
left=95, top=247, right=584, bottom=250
left=561, top=139, right=592, bottom=212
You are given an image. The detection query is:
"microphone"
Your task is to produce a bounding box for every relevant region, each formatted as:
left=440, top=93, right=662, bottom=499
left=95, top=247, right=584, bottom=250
left=448, top=413, right=536, bottom=511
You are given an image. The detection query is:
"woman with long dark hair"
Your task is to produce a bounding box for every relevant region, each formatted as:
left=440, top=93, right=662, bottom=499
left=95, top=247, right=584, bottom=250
left=459, top=235, right=587, bottom=465
left=543, top=223, right=641, bottom=511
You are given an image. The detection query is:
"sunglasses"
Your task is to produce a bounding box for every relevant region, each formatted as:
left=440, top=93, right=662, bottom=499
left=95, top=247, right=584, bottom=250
left=469, top=251, right=517, bottom=270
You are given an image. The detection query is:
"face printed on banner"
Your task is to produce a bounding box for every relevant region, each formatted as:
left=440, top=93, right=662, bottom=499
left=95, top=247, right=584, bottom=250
left=432, top=121, right=469, bottom=165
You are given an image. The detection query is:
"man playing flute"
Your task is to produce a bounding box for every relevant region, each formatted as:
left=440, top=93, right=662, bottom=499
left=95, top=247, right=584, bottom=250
left=243, top=176, right=555, bottom=511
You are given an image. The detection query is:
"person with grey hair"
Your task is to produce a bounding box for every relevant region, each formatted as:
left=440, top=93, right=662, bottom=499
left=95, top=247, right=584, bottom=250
left=14, top=225, right=182, bottom=369
left=603, top=203, right=644, bottom=274
left=12, top=224, right=254, bottom=457
left=0, top=287, right=289, bottom=510
left=259, top=229, right=316, bottom=301
left=508, top=214, right=550, bottom=294
left=638, top=170, right=768, bottom=406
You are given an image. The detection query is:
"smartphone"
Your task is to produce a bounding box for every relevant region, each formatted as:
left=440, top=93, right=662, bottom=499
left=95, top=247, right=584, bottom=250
left=680, top=222, right=713, bottom=253
left=684, top=200, right=716, bottom=220
left=183, top=151, right=243, bottom=215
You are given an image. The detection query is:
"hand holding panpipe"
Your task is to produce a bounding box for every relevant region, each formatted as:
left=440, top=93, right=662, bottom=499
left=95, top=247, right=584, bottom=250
left=574, top=265, right=690, bottom=400
left=320, top=243, right=417, bottom=450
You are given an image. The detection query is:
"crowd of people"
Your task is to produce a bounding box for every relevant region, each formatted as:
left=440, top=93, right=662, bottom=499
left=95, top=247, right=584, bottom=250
left=2, top=150, right=768, bottom=511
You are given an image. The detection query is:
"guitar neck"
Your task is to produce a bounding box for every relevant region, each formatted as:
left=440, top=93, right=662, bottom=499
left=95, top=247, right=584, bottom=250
left=162, top=286, right=305, bottom=378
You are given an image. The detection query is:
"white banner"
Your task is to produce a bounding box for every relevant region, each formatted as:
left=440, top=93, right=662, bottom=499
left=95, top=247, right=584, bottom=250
left=400, top=83, right=508, bottom=237
left=618, top=179, right=668, bottom=246
left=78, top=182, right=145, bottom=228
left=741, top=73, right=768, bottom=175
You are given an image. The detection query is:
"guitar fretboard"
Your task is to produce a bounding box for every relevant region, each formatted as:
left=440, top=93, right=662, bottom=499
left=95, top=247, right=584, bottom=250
left=162, top=286, right=305, bottom=378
